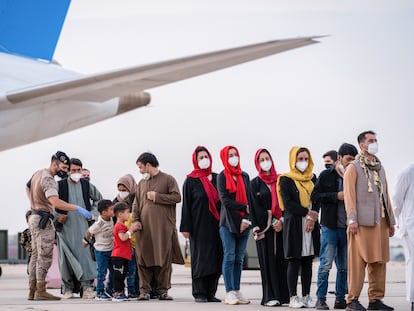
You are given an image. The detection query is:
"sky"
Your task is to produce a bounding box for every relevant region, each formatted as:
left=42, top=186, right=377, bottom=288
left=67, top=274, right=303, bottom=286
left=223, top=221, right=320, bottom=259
left=1, top=0, right=413, bottom=235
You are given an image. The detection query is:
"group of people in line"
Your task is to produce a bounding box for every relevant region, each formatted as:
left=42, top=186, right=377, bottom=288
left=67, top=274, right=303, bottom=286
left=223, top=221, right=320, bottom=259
left=23, top=129, right=414, bottom=311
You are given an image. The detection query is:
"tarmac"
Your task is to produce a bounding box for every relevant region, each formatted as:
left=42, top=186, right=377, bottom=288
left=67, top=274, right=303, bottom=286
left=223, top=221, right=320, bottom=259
left=0, top=261, right=410, bottom=311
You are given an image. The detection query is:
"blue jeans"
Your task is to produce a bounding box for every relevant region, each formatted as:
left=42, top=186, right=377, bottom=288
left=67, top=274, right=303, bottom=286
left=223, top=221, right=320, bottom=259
left=95, top=249, right=113, bottom=294
left=219, top=226, right=249, bottom=292
left=127, top=250, right=138, bottom=294
left=316, top=226, right=348, bottom=300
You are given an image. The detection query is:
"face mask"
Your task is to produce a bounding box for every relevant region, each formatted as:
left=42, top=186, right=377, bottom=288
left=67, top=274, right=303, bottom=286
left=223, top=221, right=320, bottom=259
left=367, top=142, right=378, bottom=155
left=198, top=157, right=210, bottom=169
left=118, top=191, right=129, bottom=200
left=56, top=169, right=68, bottom=179
left=70, top=173, right=82, bottom=183
left=259, top=160, right=272, bottom=172
left=142, top=172, right=150, bottom=180
left=296, top=161, right=308, bottom=172
left=325, top=163, right=333, bottom=169
left=338, top=163, right=345, bottom=174
left=228, top=156, right=239, bottom=167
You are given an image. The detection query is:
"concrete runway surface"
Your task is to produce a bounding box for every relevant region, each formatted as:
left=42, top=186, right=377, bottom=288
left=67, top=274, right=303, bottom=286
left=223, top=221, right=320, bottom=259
left=0, top=261, right=410, bottom=311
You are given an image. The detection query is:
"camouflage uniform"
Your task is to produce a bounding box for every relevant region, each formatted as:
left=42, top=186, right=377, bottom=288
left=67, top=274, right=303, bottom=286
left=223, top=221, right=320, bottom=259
left=28, top=168, right=59, bottom=282
left=19, top=228, right=32, bottom=274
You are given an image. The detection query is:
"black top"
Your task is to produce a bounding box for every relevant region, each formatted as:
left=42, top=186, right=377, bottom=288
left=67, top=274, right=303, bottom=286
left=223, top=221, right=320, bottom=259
left=250, top=176, right=277, bottom=230
left=311, top=166, right=345, bottom=229
left=217, top=171, right=251, bottom=236
left=180, top=174, right=222, bottom=278
left=279, top=175, right=320, bottom=259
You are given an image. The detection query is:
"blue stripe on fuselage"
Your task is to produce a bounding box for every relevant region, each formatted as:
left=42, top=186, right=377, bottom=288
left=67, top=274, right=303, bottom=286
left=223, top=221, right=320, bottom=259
left=0, top=0, right=71, bottom=62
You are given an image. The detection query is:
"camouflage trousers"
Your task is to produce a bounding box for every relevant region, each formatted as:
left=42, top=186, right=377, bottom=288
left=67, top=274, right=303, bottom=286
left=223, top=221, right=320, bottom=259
left=28, top=214, right=55, bottom=282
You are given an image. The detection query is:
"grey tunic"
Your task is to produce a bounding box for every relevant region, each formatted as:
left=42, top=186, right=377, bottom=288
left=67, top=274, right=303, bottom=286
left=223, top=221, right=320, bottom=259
left=57, top=180, right=102, bottom=291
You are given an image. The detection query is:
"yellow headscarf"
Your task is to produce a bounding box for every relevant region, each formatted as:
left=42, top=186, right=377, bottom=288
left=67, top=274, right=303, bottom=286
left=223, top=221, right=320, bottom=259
left=277, top=146, right=315, bottom=210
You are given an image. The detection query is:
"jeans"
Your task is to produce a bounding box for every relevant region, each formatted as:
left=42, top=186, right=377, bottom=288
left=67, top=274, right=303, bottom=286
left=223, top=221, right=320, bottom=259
left=95, top=249, right=113, bottom=294
left=219, top=226, right=249, bottom=292
left=316, top=226, right=347, bottom=300
left=127, top=251, right=138, bottom=294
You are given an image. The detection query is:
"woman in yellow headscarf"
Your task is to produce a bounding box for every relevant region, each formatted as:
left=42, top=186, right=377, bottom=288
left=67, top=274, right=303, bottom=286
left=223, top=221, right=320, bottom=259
left=277, top=146, right=320, bottom=309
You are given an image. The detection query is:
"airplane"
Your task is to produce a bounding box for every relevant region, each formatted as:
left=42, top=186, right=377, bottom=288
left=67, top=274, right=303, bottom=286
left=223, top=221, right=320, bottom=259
left=0, top=0, right=323, bottom=152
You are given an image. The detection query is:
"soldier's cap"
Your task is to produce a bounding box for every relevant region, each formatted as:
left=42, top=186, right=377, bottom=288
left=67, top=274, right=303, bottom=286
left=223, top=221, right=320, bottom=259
left=53, top=151, right=70, bottom=165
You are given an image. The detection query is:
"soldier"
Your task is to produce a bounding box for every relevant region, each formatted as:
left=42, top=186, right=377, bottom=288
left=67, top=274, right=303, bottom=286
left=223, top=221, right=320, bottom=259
left=27, top=151, right=92, bottom=300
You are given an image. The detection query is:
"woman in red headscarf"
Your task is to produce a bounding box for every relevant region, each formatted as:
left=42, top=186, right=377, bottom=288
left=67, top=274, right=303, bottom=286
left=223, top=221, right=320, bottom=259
left=180, top=146, right=222, bottom=303
left=250, top=148, right=289, bottom=307
left=217, top=145, right=252, bottom=305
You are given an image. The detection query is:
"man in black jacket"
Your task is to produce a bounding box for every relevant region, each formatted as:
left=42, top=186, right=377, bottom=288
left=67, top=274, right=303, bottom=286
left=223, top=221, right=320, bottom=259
left=312, top=143, right=358, bottom=310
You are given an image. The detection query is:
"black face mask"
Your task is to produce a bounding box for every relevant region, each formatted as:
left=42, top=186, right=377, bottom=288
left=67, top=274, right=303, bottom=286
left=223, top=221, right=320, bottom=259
left=325, top=163, right=334, bottom=169
left=56, top=170, right=68, bottom=179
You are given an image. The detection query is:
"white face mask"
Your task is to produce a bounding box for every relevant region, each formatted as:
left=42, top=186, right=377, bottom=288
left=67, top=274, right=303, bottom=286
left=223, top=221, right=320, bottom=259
left=70, top=173, right=82, bottom=183
left=338, top=163, right=345, bottom=174
left=259, top=160, right=272, bottom=172
left=228, top=156, right=239, bottom=167
left=296, top=161, right=308, bottom=172
left=142, top=172, right=150, bottom=180
left=198, top=157, right=210, bottom=169
left=118, top=191, right=129, bottom=200
left=367, top=142, right=378, bottom=155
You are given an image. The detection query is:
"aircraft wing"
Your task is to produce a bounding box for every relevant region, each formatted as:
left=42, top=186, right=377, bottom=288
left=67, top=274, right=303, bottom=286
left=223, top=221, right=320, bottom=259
left=6, top=37, right=320, bottom=106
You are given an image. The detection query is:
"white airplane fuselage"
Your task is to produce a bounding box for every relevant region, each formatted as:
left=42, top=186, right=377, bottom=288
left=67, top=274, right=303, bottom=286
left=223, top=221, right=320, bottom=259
left=0, top=53, right=135, bottom=151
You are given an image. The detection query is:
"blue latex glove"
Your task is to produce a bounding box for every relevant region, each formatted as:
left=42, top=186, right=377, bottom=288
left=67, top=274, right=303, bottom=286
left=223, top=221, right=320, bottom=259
left=76, top=206, right=92, bottom=219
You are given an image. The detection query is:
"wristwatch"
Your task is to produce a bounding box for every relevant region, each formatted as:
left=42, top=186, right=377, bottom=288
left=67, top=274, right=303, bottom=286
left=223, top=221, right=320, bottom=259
left=348, top=219, right=355, bottom=225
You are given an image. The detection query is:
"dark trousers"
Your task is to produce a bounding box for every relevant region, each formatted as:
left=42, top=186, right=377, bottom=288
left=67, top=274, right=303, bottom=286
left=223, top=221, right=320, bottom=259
left=112, top=257, right=128, bottom=293
left=192, top=273, right=220, bottom=299
left=287, top=256, right=314, bottom=297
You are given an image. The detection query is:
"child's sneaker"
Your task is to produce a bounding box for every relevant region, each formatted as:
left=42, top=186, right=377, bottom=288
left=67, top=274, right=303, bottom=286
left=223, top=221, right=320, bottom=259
left=95, top=292, right=112, bottom=301
left=112, top=292, right=128, bottom=302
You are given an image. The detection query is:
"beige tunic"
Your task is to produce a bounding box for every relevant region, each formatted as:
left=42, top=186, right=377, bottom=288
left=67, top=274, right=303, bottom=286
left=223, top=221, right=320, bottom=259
left=132, top=171, right=184, bottom=267
left=344, top=163, right=393, bottom=263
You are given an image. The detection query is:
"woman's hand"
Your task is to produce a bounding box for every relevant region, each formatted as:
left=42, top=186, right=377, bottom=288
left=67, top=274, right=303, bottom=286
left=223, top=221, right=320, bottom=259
left=272, top=220, right=283, bottom=232
left=305, top=218, right=314, bottom=232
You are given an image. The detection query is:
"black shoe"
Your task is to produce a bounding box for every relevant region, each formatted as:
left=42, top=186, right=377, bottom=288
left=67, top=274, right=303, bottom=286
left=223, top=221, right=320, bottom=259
left=367, top=300, right=394, bottom=310
left=346, top=299, right=366, bottom=311
left=195, top=297, right=207, bottom=303
left=335, top=299, right=347, bottom=309
left=207, top=296, right=221, bottom=302
left=316, top=298, right=330, bottom=310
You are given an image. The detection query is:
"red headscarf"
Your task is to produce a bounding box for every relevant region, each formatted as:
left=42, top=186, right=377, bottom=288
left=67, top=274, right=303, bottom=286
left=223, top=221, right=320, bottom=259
left=187, top=146, right=220, bottom=220
left=254, top=148, right=282, bottom=219
left=220, top=146, right=248, bottom=216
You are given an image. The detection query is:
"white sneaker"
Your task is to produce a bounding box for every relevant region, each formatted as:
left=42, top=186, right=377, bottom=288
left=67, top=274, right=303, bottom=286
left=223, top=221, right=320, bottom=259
left=302, top=295, right=316, bottom=308
left=62, top=291, right=73, bottom=299
left=265, top=300, right=281, bottom=306
left=289, top=295, right=304, bottom=308
left=235, top=290, right=250, bottom=304
left=224, top=291, right=238, bottom=305
left=83, top=287, right=95, bottom=299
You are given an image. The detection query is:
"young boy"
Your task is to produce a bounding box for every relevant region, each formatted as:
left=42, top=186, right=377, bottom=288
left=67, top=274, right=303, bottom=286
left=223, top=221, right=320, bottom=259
left=83, top=199, right=114, bottom=301
left=111, top=202, right=139, bottom=302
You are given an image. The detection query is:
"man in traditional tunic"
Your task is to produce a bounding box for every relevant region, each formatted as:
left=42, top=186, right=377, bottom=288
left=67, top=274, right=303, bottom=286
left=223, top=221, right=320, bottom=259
left=28, top=151, right=92, bottom=301
left=56, top=158, right=102, bottom=299
left=344, top=131, right=395, bottom=311
left=393, top=164, right=414, bottom=311
left=132, top=152, right=184, bottom=301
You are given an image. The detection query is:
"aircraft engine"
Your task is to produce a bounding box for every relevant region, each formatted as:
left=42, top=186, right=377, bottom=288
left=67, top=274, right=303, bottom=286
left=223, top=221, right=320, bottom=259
left=117, top=91, right=151, bottom=114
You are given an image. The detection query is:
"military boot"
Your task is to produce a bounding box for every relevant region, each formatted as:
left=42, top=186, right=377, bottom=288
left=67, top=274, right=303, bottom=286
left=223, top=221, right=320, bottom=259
left=34, top=281, right=61, bottom=300
left=28, top=280, right=36, bottom=300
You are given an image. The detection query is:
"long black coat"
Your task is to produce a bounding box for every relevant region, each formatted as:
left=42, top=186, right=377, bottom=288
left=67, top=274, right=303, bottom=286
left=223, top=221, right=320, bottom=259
left=180, top=174, right=222, bottom=279
left=250, top=177, right=289, bottom=305
left=279, top=175, right=320, bottom=259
